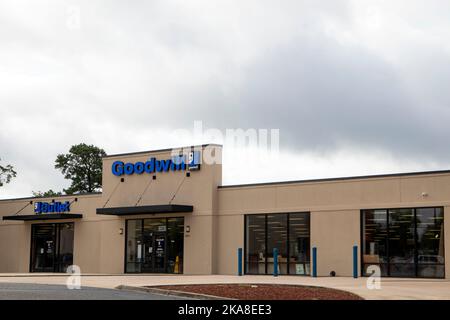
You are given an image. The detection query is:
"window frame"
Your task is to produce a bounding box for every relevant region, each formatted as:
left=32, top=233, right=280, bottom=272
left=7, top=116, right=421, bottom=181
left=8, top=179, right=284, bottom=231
left=244, top=212, right=310, bottom=276
left=360, top=207, right=445, bottom=278
left=124, top=216, right=184, bottom=274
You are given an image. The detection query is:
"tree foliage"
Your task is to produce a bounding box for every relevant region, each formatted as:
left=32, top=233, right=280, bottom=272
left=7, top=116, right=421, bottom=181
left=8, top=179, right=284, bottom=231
left=32, top=189, right=63, bottom=197
left=55, top=143, right=106, bottom=194
left=0, top=158, right=16, bottom=187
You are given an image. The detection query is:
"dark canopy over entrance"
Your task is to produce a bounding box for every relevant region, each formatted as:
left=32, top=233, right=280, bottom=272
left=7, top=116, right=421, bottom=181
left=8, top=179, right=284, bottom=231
left=96, top=204, right=193, bottom=216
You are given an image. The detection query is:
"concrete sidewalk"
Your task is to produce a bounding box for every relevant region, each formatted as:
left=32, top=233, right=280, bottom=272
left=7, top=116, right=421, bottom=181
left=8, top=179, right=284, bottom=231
left=0, top=274, right=449, bottom=300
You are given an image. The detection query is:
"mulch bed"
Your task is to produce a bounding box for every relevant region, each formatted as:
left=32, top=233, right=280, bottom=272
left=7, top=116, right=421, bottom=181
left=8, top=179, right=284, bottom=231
left=152, top=284, right=363, bottom=300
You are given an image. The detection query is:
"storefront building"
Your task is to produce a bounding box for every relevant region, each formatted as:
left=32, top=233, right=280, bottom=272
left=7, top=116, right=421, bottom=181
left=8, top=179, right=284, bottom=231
left=0, top=144, right=448, bottom=278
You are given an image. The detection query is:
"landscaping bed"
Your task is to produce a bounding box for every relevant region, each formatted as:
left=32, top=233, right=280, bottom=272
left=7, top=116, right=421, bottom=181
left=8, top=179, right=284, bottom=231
left=151, top=284, right=363, bottom=300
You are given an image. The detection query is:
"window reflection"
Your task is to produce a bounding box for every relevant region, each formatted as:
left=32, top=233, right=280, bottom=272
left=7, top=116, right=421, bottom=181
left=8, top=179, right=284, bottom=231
left=245, top=215, right=266, bottom=274
left=126, top=217, right=184, bottom=273
left=389, top=209, right=415, bottom=277
left=245, top=212, right=310, bottom=275
left=267, top=214, right=288, bottom=274
left=362, top=209, right=388, bottom=276
left=416, top=208, right=445, bottom=278
left=362, top=207, right=445, bottom=278
left=289, top=213, right=310, bottom=275
left=126, top=219, right=142, bottom=273
left=167, top=218, right=184, bottom=274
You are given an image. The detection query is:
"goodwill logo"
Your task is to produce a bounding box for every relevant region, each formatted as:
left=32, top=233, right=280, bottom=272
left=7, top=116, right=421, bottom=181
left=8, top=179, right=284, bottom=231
left=34, top=201, right=71, bottom=214
left=112, top=151, right=201, bottom=176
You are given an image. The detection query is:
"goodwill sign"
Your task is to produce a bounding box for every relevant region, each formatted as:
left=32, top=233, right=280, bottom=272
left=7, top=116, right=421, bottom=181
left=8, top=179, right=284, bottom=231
left=112, top=151, right=201, bottom=176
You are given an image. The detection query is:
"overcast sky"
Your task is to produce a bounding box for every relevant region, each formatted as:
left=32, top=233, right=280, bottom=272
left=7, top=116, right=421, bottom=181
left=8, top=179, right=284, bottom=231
left=1, top=0, right=450, bottom=198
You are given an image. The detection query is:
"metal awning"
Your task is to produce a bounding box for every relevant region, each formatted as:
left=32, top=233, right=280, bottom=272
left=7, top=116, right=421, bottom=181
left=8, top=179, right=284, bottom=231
left=96, top=204, right=193, bottom=216
left=2, top=214, right=83, bottom=221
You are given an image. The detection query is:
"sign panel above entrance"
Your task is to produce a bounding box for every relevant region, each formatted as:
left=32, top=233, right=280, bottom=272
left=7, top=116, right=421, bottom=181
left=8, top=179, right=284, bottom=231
left=111, top=151, right=201, bottom=177
left=34, top=201, right=70, bottom=214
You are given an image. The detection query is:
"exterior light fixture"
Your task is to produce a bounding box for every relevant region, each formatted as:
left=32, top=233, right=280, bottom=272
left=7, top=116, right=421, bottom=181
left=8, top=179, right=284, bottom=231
left=119, top=228, right=124, bottom=235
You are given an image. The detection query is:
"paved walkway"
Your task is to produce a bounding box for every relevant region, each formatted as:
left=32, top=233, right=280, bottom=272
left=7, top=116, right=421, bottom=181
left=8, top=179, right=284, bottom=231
left=0, top=274, right=449, bottom=300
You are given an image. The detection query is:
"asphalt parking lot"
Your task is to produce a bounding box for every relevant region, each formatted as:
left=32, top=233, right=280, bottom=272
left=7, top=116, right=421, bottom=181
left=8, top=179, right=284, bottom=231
left=0, top=282, right=185, bottom=300
left=0, top=274, right=449, bottom=300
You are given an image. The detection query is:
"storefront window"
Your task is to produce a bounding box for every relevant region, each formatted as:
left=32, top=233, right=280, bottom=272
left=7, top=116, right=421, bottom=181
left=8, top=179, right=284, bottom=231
left=389, top=209, right=416, bottom=277
left=362, top=207, right=445, bottom=278
left=245, top=215, right=266, bottom=274
left=245, top=212, right=310, bottom=275
left=167, top=218, right=184, bottom=274
left=416, top=208, right=445, bottom=278
left=289, top=213, right=310, bottom=275
left=126, top=219, right=142, bottom=273
left=362, top=210, right=388, bottom=276
left=267, top=214, right=288, bottom=275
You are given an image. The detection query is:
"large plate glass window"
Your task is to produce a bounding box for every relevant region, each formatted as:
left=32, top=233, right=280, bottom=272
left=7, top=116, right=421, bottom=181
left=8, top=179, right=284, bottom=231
left=289, top=212, right=310, bottom=275
left=362, top=207, right=444, bottom=278
left=245, top=212, right=310, bottom=275
left=416, top=208, right=445, bottom=277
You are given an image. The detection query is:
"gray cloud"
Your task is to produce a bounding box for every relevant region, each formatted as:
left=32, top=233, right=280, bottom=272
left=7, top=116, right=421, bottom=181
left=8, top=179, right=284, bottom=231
left=1, top=0, right=450, bottom=196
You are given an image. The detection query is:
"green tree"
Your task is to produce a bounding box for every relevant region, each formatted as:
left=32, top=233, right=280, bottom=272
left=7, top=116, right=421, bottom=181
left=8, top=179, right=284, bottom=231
left=55, top=143, right=107, bottom=194
left=0, top=158, right=16, bottom=187
left=32, top=189, right=63, bottom=197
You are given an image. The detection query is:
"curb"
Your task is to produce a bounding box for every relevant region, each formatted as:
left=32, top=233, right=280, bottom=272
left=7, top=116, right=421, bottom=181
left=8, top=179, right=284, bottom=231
left=116, top=285, right=236, bottom=300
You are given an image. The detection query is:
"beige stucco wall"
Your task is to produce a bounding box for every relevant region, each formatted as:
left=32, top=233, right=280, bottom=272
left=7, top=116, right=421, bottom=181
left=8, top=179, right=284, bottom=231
left=0, top=223, right=30, bottom=272
left=215, top=214, right=244, bottom=275
left=0, top=144, right=222, bottom=275
left=216, top=172, right=450, bottom=278
left=0, top=194, right=119, bottom=273
left=99, top=145, right=222, bottom=275
left=310, top=210, right=360, bottom=277
left=0, top=145, right=449, bottom=279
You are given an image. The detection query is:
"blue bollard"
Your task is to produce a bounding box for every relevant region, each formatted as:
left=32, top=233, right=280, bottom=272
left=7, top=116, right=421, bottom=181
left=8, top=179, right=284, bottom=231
left=312, top=247, right=317, bottom=277
left=273, top=248, right=278, bottom=277
left=353, top=245, right=358, bottom=278
left=238, top=248, right=243, bottom=276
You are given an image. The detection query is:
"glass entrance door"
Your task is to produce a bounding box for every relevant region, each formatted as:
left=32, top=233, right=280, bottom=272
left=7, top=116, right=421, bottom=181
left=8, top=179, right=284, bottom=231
left=31, top=224, right=56, bottom=272
left=30, top=223, right=74, bottom=273
left=141, top=219, right=168, bottom=273
left=126, top=217, right=184, bottom=273
left=153, top=233, right=166, bottom=273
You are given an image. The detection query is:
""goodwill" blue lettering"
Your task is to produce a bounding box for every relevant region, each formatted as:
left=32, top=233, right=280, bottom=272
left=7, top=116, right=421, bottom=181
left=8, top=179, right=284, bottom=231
left=112, top=152, right=200, bottom=177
